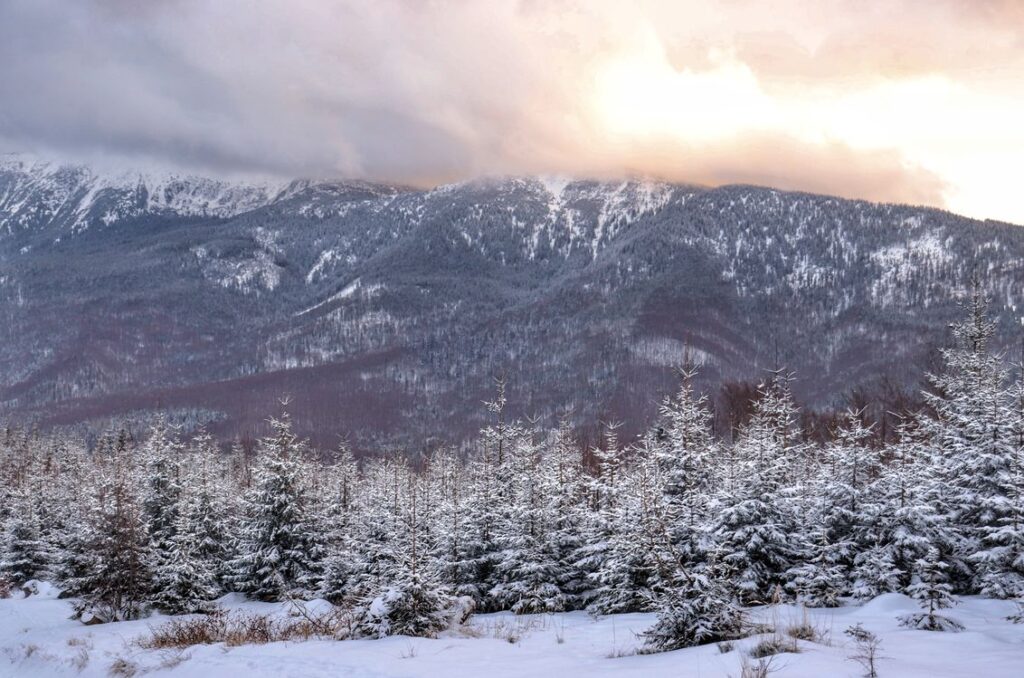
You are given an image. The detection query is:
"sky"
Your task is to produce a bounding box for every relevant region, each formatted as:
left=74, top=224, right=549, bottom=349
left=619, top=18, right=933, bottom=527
left=1, top=0, right=1022, bottom=224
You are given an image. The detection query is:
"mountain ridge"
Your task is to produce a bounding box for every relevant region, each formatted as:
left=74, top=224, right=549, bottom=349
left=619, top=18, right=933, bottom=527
left=1, top=157, right=1022, bottom=448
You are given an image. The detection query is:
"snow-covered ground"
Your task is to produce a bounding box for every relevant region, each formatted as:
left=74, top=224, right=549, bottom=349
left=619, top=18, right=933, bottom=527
left=1, top=586, right=1021, bottom=677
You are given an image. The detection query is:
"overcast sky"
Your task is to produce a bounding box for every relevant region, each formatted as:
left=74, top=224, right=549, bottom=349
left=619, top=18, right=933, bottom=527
left=1, top=0, right=1022, bottom=224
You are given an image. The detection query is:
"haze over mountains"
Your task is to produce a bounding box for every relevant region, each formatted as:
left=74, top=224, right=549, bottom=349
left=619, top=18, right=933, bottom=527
left=1, top=154, right=1022, bottom=448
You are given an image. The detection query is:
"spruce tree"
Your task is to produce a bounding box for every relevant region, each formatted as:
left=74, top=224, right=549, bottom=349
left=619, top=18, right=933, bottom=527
left=78, top=440, right=152, bottom=622
left=975, top=353, right=1024, bottom=598
left=924, top=286, right=1016, bottom=591
left=229, top=414, right=321, bottom=601
left=355, top=471, right=454, bottom=638
left=709, top=375, right=799, bottom=604
left=900, top=547, right=964, bottom=631
left=0, top=496, right=50, bottom=585
left=151, top=501, right=220, bottom=614
left=320, top=443, right=361, bottom=604
left=491, top=428, right=567, bottom=613
left=641, top=551, right=743, bottom=651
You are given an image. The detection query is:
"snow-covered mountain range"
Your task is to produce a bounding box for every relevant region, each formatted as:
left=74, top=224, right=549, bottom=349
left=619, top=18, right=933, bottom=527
left=1, top=155, right=1022, bottom=446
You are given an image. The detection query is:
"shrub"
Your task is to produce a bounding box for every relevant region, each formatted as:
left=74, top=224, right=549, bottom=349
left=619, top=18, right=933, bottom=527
left=138, top=607, right=354, bottom=649
left=749, top=636, right=799, bottom=659
left=844, top=623, right=883, bottom=678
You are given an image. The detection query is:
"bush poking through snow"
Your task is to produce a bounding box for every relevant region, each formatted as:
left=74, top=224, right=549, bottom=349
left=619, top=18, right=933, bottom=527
left=783, top=608, right=830, bottom=645
left=737, top=654, right=781, bottom=678
left=748, top=635, right=799, bottom=659
left=138, top=608, right=355, bottom=648
left=845, top=623, right=883, bottom=678
left=108, top=657, right=138, bottom=677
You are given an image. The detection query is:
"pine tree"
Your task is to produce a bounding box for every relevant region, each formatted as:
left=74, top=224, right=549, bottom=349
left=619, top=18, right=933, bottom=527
left=345, top=455, right=403, bottom=600
left=0, top=494, right=50, bottom=585
left=541, top=419, right=588, bottom=609
left=78, top=440, right=152, bottom=622
left=490, top=427, right=567, bottom=613
left=924, top=286, right=1016, bottom=591
left=787, top=527, right=847, bottom=607
left=320, top=442, right=361, bottom=604
left=975, top=350, right=1024, bottom=598
left=853, top=418, right=940, bottom=597
left=709, top=375, right=799, bottom=604
left=589, top=445, right=663, bottom=614
left=354, top=471, right=454, bottom=638
left=150, top=501, right=220, bottom=614
left=900, top=547, right=964, bottom=631
left=141, top=419, right=183, bottom=552
left=185, top=444, right=234, bottom=590
left=576, top=421, right=627, bottom=611
left=141, top=419, right=187, bottom=606
left=447, top=378, right=522, bottom=610
left=228, top=414, right=321, bottom=601
left=641, top=551, right=743, bottom=651
left=656, top=367, right=716, bottom=557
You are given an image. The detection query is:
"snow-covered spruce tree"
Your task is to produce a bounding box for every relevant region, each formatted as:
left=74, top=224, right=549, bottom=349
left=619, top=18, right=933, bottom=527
left=589, top=441, right=664, bottom=614
left=490, top=426, right=568, bottom=614
left=141, top=419, right=187, bottom=604
left=54, top=504, right=100, bottom=601
left=709, top=374, right=800, bottom=605
left=641, top=546, right=743, bottom=652
left=786, top=526, right=848, bottom=608
left=78, top=440, right=153, bottom=622
left=656, top=367, right=716, bottom=558
left=900, top=546, right=964, bottom=631
left=141, top=419, right=184, bottom=550
left=344, top=455, right=403, bottom=600
left=923, top=286, right=1016, bottom=593
left=355, top=471, right=455, bottom=638
left=431, top=446, right=482, bottom=604
left=31, top=439, right=82, bottom=582
left=447, top=378, right=524, bottom=611
left=320, top=442, right=362, bottom=604
left=975, top=352, right=1024, bottom=599
left=851, top=418, right=942, bottom=599
left=0, top=491, right=50, bottom=585
left=821, top=410, right=879, bottom=570
left=789, top=409, right=880, bottom=604
left=540, top=418, right=589, bottom=609
left=576, top=421, right=628, bottom=611
left=228, top=414, right=322, bottom=601
left=183, top=432, right=234, bottom=590
left=150, top=496, right=220, bottom=614
left=849, top=544, right=903, bottom=602
left=43, top=435, right=90, bottom=581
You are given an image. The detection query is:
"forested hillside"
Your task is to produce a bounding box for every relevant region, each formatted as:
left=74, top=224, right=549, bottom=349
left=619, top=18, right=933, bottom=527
left=2, top=292, right=1022, bottom=643
left=2, top=155, right=1023, bottom=448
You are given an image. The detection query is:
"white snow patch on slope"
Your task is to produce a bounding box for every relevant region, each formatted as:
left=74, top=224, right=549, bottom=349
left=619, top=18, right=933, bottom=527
left=297, top=278, right=385, bottom=316
left=306, top=250, right=340, bottom=284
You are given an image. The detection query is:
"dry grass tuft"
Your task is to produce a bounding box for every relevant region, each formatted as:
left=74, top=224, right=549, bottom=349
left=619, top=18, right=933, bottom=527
left=138, top=607, right=355, bottom=649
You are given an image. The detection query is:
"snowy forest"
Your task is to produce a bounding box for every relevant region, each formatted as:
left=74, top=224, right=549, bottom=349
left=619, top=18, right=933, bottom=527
left=1, top=289, right=1023, bottom=658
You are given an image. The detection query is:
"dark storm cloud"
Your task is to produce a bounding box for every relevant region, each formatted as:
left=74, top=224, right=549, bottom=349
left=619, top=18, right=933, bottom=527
left=0, top=1, right=1020, bottom=221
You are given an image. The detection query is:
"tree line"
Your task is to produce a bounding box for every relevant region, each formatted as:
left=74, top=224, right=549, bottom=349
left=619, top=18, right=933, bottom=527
left=1, top=289, right=1022, bottom=649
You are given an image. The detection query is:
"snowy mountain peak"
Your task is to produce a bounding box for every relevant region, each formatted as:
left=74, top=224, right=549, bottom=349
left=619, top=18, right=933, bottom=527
left=0, top=154, right=304, bottom=234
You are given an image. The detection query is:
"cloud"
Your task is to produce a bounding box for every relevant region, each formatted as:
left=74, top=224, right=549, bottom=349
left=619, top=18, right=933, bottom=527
left=0, top=0, right=1020, bottom=222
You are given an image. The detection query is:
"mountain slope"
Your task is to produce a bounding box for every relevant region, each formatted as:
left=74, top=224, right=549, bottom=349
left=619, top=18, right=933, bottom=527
left=1, top=157, right=1022, bottom=447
